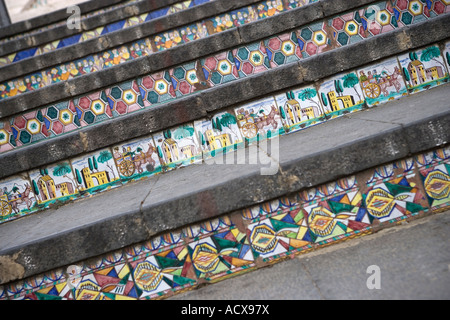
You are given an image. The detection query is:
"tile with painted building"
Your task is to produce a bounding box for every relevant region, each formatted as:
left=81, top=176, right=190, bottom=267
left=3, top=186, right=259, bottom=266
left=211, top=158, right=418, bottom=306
left=317, top=71, right=366, bottom=119
left=398, top=44, right=449, bottom=94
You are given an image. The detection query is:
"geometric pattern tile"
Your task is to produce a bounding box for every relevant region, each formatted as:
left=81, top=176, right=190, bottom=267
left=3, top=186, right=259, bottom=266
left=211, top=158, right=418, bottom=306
left=264, top=31, right=303, bottom=68
left=232, top=41, right=271, bottom=78
left=201, top=51, right=239, bottom=87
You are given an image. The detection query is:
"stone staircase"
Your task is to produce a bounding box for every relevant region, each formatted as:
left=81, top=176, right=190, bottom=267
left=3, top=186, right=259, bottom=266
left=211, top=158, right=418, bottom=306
left=0, top=0, right=449, bottom=300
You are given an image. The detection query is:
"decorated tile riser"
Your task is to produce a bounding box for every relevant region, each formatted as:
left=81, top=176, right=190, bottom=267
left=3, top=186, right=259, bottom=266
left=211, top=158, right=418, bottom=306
left=2, top=146, right=448, bottom=300
left=1, top=42, right=450, bottom=224
left=2, top=0, right=447, bottom=100
left=2, top=38, right=449, bottom=154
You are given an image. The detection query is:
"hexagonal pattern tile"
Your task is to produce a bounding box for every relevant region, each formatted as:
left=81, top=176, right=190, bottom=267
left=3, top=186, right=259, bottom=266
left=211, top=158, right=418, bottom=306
left=232, top=41, right=271, bottom=78
left=137, top=71, right=177, bottom=107
left=72, top=91, right=113, bottom=126
left=169, top=61, right=209, bottom=98
left=10, top=109, right=50, bottom=147
left=105, top=80, right=145, bottom=116
left=264, top=32, right=303, bottom=68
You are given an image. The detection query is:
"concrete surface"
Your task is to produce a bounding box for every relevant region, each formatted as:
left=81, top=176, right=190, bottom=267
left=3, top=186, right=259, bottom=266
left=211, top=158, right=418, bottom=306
left=170, top=210, right=450, bottom=300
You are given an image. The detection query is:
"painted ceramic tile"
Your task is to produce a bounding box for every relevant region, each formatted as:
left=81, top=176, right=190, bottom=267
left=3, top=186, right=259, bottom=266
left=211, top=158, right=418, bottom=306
left=43, top=100, right=81, bottom=137
left=105, top=79, right=145, bottom=116
left=125, top=230, right=185, bottom=261
left=255, top=0, right=285, bottom=19
left=210, top=12, right=237, bottom=34
left=297, top=20, right=334, bottom=58
left=102, top=47, right=132, bottom=68
left=228, top=5, right=259, bottom=28
left=8, top=269, right=73, bottom=300
left=194, top=111, right=244, bottom=159
left=301, top=187, right=370, bottom=245
left=241, top=196, right=299, bottom=221
left=187, top=225, right=256, bottom=282
left=0, top=286, right=5, bottom=300
left=232, top=41, right=271, bottom=78
left=153, top=31, right=184, bottom=52
left=0, top=120, right=16, bottom=153
left=274, top=85, right=326, bottom=134
left=178, top=22, right=209, bottom=43
left=363, top=172, right=429, bottom=224
left=391, top=0, right=448, bottom=27
left=129, top=244, right=197, bottom=300
left=112, top=136, right=162, bottom=182
left=128, top=39, right=153, bottom=59
left=442, top=40, right=450, bottom=74
left=73, top=256, right=138, bottom=300
left=0, top=175, right=37, bottom=223
left=137, top=71, right=176, bottom=107
left=169, top=61, right=210, bottom=98
left=234, top=97, right=285, bottom=144
left=182, top=215, right=234, bottom=241
left=10, top=108, right=51, bottom=148
left=416, top=147, right=450, bottom=212
left=365, top=157, right=415, bottom=184
left=28, top=162, right=79, bottom=207
left=317, top=71, right=366, bottom=119
left=72, top=90, right=114, bottom=126
left=264, top=31, right=303, bottom=68
left=71, top=149, right=121, bottom=196
left=358, top=57, right=408, bottom=106
left=201, top=51, right=239, bottom=87
left=247, top=206, right=313, bottom=263
left=399, top=44, right=449, bottom=94
left=153, top=123, right=202, bottom=170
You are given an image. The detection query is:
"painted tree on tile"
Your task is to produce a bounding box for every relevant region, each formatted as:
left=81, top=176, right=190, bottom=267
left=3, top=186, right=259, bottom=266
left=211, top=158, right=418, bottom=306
left=342, top=73, right=362, bottom=102
left=98, top=150, right=117, bottom=180
left=421, top=46, right=445, bottom=69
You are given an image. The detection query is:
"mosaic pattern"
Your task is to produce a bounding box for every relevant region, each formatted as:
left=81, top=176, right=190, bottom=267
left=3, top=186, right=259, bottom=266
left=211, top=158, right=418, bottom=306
left=1, top=39, right=450, bottom=224
left=4, top=2, right=445, bottom=155
left=3, top=145, right=447, bottom=300
left=0, top=0, right=323, bottom=99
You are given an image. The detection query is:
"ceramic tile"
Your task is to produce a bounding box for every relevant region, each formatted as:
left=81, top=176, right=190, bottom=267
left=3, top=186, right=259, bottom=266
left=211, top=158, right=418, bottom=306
left=194, top=110, right=244, bottom=159
left=274, top=85, right=326, bottom=134
left=125, top=230, right=185, bottom=261
left=169, top=61, right=210, bottom=98
left=365, top=157, right=416, bottom=185
left=7, top=268, right=73, bottom=300
left=28, top=162, right=79, bottom=207
left=264, top=31, right=303, bottom=68
left=112, top=136, right=163, bottom=183
left=0, top=174, right=37, bottom=224
left=74, top=261, right=138, bottom=300
left=317, top=71, right=366, bottom=119
left=0, top=120, right=16, bottom=153
left=247, top=206, right=313, bottom=263
left=398, top=44, right=449, bottom=94
left=255, top=0, right=285, bottom=19
left=357, top=57, right=408, bottom=106
left=442, top=40, right=450, bottom=74
left=234, top=96, right=285, bottom=144
left=153, top=31, right=184, bottom=52
left=70, top=149, right=122, bottom=196
left=178, top=21, right=209, bottom=43
left=327, top=8, right=366, bottom=49
left=153, top=123, right=202, bottom=170
left=43, top=100, right=81, bottom=137
left=0, top=286, right=6, bottom=300
left=10, top=108, right=51, bottom=147
left=72, top=90, right=114, bottom=126
left=201, top=51, right=239, bottom=87
left=362, top=170, right=429, bottom=224
left=232, top=41, right=271, bottom=78
left=182, top=215, right=234, bottom=241
left=241, top=196, right=299, bottom=221
left=228, top=5, right=259, bottom=28
left=137, top=71, right=177, bottom=107
left=129, top=244, right=197, bottom=299
left=416, top=146, right=450, bottom=212
left=187, top=225, right=256, bottom=282
left=297, top=21, right=334, bottom=58
left=300, top=186, right=370, bottom=245
left=105, top=79, right=145, bottom=116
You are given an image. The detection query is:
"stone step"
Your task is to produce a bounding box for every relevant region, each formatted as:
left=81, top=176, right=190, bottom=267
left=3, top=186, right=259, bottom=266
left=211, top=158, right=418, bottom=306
left=0, top=15, right=448, bottom=177
left=0, top=83, right=448, bottom=287
left=0, top=0, right=215, bottom=60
